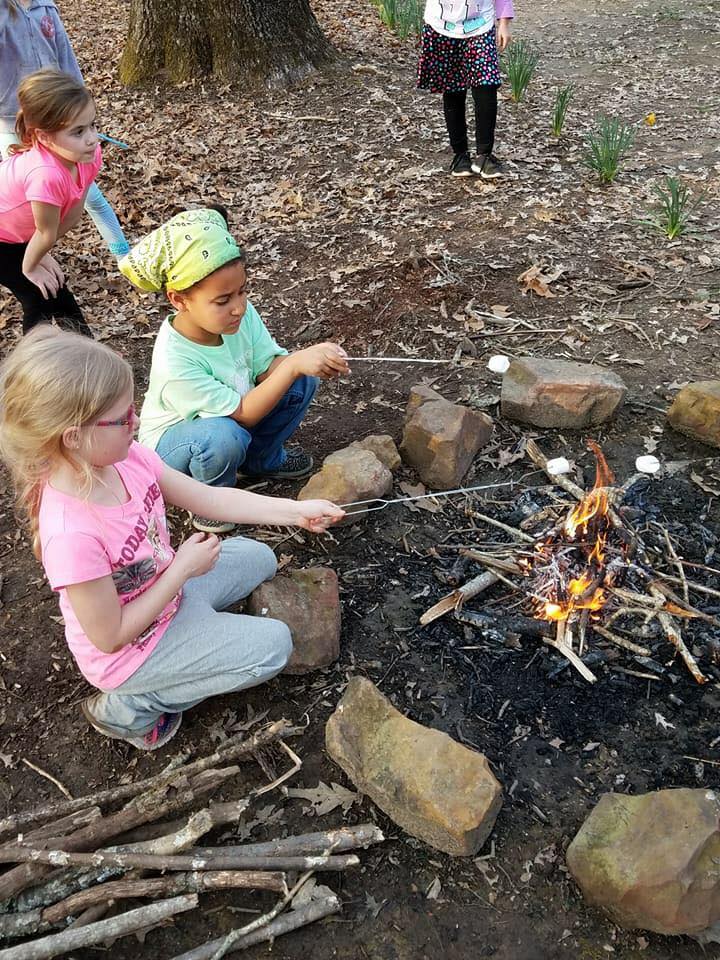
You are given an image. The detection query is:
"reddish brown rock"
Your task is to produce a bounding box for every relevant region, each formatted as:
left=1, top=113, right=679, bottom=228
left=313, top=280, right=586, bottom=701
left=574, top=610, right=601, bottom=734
left=247, top=567, right=340, bottom=674
left=501, top=358, right=626, bottom=428
left=567, top=788, right=720, bottom=936
left=400, top=397, right=493, bottom=488
left=668, top=382, right=720, bottom=448
left=326, top=677, right=503, bottom=856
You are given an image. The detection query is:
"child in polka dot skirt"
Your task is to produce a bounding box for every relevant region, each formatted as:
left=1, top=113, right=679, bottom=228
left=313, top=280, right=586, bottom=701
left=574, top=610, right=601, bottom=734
left=418, top=0, right=514, bottom=178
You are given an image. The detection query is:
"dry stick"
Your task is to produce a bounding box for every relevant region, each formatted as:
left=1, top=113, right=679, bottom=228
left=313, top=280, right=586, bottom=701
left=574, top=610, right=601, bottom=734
left=649, top=580, right=720, bottom=628
left=459, top=549, right=524, bottom=575
left=184, top=823, right=385, bottom=859
left=648, top=586, right=707, bottom=684
left=20, top=761, right=73, bottom=801
left=542, top=637, right=597, bottom=683
left=592, top=625, right=651, bottom=657
left=209, top=868, right=316, bottom=960
left=662, top=528, right=689, bottom=604
left=0, top=846, right=360, bottom=873
left=0, top=719, right=292, bottom=840
left=662, top=574, right=720, bottom=602
left=463, top=509, right=535, bottom=543
left=1, top=871, right=282, bottom=941
left=420, top=571, right=499, bottom=625
left=0, top=894, right=197, bottom=960
left=170, top=895, right=341, bottom=960
left=9, top=799, right=249, bottom=915
left=0, top=769, right=238, bottom=903
left=5, top=808, right=102, bottom=847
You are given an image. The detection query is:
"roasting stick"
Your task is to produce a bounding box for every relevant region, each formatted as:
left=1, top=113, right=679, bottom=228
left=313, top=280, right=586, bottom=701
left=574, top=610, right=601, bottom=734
left=344, top=356, right=448, bottom=364
left=341, top=481, right=513, bottom=516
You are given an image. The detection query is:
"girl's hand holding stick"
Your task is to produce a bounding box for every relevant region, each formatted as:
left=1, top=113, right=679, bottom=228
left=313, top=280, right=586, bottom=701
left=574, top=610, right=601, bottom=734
left=293, top=499, right=345, bottom=533
left=290, top=343, right=350, bottom=380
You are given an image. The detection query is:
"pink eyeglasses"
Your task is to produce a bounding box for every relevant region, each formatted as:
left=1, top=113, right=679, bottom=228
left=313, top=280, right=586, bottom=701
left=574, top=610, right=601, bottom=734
left=95, top=403, right=136, bottom=428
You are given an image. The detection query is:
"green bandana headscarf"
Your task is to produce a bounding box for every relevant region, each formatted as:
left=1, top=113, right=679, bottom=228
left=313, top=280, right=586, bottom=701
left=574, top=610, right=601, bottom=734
left=119, top=209, right=242, bottom=292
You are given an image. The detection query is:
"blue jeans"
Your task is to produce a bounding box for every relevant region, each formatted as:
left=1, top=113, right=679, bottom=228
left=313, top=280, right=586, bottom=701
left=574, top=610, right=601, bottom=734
left=155, top=375, right=318, bottom=486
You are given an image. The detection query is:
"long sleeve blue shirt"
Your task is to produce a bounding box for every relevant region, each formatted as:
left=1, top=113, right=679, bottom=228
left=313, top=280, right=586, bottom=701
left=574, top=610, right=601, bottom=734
left=0, top=0, right=82, bottom=133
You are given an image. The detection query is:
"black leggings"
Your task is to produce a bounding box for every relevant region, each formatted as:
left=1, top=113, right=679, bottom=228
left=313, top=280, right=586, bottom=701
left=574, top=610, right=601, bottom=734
left=443, top=85, right=498, bottom=156
left=0, top=242, right=91, bottom=337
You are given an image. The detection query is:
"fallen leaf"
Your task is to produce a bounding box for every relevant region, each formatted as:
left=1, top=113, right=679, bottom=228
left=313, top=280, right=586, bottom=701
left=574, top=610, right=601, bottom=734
left=654, top=712, right=675, bottom=732
left=286, top=781, right=360, bottom=816
left=426, top=876, right=442, bottom=900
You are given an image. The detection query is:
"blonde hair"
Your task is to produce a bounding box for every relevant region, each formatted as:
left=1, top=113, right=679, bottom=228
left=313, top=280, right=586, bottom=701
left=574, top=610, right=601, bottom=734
left=10, top=69, right=93, bottom=156
left=0, top=328, right=133, bottom=558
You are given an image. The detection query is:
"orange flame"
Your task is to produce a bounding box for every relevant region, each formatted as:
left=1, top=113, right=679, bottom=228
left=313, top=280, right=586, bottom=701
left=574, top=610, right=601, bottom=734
left=564, top=440, right=615, bottom=539
left=536, top=441, right=615, bottom=623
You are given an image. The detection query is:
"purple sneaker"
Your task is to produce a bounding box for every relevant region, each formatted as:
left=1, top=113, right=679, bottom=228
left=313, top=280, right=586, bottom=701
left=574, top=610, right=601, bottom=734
left=82, top=696, right=182, bottom=751
left=128, top=712, right=183, bottom=751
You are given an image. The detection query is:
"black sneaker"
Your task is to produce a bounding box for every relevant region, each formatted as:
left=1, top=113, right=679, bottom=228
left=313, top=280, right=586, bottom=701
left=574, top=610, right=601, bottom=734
left=244, top=448, right=314, bottom=480
left=449, top=151, right=473, bottom=177
left=191, top=515, right=236, bottom=534
left=471, top=153, right=503, bottom=179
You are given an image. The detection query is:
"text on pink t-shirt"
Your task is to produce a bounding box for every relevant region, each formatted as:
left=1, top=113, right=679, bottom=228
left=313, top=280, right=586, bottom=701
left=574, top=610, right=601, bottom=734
left=39, top=442, right=180, bottom=690
left=0, top=141, right=102, bottom=243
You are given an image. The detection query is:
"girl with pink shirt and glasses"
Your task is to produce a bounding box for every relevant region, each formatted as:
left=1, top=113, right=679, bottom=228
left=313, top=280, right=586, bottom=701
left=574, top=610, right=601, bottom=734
left=417, top=0, right=515, bottom=178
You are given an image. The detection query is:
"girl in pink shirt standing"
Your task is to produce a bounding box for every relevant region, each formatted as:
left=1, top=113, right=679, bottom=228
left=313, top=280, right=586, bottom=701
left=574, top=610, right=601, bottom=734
left=417, top=0, right=514, bottom=178
left=0, top=328, right=344, bottom=750
left=0, top=69, right=100, bottom=335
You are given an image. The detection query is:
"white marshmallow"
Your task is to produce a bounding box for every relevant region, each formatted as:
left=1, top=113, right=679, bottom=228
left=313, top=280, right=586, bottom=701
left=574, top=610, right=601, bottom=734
left=547, top=457, right=571, bottom=475
left=487, top=354, right=511, bottom=374
left=636, top=455, right=660, bottom=474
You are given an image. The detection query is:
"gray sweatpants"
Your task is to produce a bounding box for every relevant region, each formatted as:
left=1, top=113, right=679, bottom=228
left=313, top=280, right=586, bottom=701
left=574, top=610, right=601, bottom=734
left=90, top=537, right=293, bottom=736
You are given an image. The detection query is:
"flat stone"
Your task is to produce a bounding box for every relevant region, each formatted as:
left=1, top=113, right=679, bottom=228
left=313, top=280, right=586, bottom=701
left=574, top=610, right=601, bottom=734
left=567, top=788, right=720, bottom=935
left=501, top=358, right=627, bottom=429
left=400, top=398, right=493, bottom=489
left=337, top=435, right=401, bottom=472
left=298, top=448, right=392, bottom=523
left=247, top=567, right=340, bottom=675
left=325, top=677, right=503, bottom=856
left=668, top=382, right=720, bottom=449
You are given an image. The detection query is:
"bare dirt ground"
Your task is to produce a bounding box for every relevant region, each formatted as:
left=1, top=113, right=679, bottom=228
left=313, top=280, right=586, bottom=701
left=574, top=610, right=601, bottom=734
left=1, top=0, right=720, bottom=957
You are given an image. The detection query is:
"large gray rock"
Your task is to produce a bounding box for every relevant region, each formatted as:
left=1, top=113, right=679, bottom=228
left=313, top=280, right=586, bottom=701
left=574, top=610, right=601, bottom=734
left=247, top=567, right=340, bottom=675
left=400, top=389, right=493, bottom=489
left=567, top=788, right=720, bottom=936
left=325, top=677, right=503, bottom=856
left=298, top=448, right=392, bottom=522
left=668, top=382, right=720, bottom=449
left=501, top=358, right=626, bottom=428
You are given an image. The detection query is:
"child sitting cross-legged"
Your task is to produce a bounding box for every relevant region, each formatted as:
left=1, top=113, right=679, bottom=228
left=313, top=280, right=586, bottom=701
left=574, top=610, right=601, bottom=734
left=121, top=207, right=350, bottom=534
left=0, top=328, right=344, bottom=751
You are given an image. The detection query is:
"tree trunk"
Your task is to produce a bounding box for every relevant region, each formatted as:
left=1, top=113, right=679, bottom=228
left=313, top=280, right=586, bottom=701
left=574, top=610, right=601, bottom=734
left=120, top=0, right=334, bottom=87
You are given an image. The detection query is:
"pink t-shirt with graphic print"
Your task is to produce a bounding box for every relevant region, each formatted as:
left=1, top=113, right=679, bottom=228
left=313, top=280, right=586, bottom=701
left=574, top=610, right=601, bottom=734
left=39, top=442, right=180, bottom=691
left=0, top=142, right=102, bottom=243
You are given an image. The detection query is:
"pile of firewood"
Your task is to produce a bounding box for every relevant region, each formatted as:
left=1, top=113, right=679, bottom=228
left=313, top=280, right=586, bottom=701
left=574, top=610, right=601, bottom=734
left=0, top=720, right=383, bottom=959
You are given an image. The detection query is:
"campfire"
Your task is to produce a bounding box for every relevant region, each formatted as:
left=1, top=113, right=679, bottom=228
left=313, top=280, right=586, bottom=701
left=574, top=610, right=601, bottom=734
left=421, top=439, right=716, bottom=685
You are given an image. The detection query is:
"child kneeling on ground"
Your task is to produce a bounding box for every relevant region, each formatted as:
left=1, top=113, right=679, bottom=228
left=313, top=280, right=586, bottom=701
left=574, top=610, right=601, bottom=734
left=0, top=328, right=344, bottom=751
left=120, top=207, right=350, bottom=534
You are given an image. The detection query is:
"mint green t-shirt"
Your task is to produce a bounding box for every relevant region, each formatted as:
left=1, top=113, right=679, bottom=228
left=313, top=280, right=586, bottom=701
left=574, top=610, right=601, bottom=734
left=138, top=301, right=287, bottom=450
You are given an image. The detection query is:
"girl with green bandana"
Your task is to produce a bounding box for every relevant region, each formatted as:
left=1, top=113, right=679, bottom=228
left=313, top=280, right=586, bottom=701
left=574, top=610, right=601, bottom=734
left=121, top=208, right=350, bottom=534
